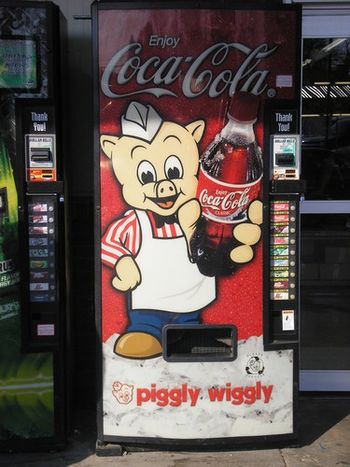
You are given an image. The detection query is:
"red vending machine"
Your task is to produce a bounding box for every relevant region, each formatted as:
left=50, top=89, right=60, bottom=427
left=93, top=1, right=302, bottom=451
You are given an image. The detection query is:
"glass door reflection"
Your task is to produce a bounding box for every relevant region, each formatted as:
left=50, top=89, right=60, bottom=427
left=301, top=34, right=350, bottom=391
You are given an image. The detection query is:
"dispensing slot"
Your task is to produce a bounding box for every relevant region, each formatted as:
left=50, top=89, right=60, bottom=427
left=163, top=325, right=237, bottom=362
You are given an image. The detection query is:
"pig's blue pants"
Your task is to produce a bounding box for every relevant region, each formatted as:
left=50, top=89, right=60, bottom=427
left=126, top=309, right=201, bottom=342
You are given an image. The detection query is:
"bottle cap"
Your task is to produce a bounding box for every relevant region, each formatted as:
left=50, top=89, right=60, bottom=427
left=228, top=92, right=259, bottom=122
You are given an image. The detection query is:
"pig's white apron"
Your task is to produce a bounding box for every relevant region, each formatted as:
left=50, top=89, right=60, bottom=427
left=131, top=210, right=216, bottom=312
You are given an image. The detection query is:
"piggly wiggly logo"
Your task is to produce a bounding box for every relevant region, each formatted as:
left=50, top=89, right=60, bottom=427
left=111, top=382, right=273, bottom=407
left=112, top=381, right=134, bottom=404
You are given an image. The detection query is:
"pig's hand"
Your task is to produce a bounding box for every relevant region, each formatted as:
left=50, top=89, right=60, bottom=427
left=112, top=256, right=141, bottom=292
left=177, top=198, right=201, bottom=258
left=230, top=200, right=263, bottom=264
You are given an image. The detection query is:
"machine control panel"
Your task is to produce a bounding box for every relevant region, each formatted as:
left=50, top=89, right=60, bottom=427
left=26, top=134, right=56, bottom=181
left=265, top=103, right=301, bottom=345
left=28, top=196, right=56, bottom=304
left=268, top=195, right=299, bottom=343
left=16, top=99, right=63, bottom=351
left=270, top=199, right=297, bottom=303
left=25, top=193, right=60, bottom=347
left=22, top=104, right=57, bottom=182
left=270, top=108, right=300, bottom=181
left=272, top=134, right=300, bottom=181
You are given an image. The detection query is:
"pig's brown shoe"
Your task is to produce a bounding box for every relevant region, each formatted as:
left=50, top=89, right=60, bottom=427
left=114, top=332, right=162, bottom=359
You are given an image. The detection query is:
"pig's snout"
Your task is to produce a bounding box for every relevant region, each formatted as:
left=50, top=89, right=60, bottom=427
left=156, top=180, right=177, bottom=198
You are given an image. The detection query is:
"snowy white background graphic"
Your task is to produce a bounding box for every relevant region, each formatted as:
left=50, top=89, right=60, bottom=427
left=103, top=335, right=294, bottom=439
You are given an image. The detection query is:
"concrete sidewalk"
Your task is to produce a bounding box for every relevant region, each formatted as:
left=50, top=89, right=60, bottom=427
left=1, top=396, right=349, bottom=466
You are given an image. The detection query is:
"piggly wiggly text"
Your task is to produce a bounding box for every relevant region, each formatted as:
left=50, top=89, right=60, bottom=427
left=135, top=382, right=273, bottom=407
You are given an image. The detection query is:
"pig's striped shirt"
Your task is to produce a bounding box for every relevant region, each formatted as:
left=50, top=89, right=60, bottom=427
left=101, top=210, right=183, bottom=267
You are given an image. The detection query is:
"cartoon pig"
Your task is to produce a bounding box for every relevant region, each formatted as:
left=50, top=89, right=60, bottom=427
left=101, top=102, right=262, bottom=359
left=112, top=381, right=134, bottom=404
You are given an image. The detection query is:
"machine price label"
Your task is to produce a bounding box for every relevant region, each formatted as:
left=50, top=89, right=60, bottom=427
left=271, top=259, right=289, bottom=267
left=29, top=226, right=48, bottom=235
left=271, top=214, right=289, bottom=223
left=271, top=202, right=289, bottom=211
left=271, top=247, right=289, bottom=256
left=271, top=270, right=289, bottom=278
left=271, top=225, right=289, bottom=234
left=271, top=291, right=289, bottom=300
left=29, top=203, right=48, bottom=212
left=271, top=237, right=289, bottom=245
left=29, top=237, right=48, bottom=247
left=271, top=280, right=289, bottom=289
left=30, top=282, right=49, bottom=291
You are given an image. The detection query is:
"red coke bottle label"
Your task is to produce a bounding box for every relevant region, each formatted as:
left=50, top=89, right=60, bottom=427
left=197, top=167, right=262, bottom=223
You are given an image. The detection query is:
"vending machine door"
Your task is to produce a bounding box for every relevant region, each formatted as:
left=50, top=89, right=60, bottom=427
left=300, top=10, right=350, bottom=392
left=94, top=1, right=301, bottom=450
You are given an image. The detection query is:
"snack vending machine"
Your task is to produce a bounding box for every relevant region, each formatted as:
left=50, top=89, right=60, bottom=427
left=0, top=1, right=68, bottom=451
left=94, top=1, right=302, bottom=451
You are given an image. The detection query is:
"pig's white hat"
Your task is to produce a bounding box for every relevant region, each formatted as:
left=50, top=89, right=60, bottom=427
left=121, top=101, right=162, bottom=142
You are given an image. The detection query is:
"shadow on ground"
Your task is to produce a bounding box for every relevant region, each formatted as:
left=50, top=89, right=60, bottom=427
left=69, top=394, right=350, bottom=453
left=298, top=394, right=350, bottom=446
left=1, top=394, right=350, bottom=466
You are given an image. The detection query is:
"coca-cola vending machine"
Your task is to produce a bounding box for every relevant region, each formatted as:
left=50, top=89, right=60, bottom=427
left=93, top=1, right=302, bottom=452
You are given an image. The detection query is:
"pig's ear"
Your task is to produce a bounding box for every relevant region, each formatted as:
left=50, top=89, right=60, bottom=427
left=100, top=135, right=119, bottom=159
left=186, top=120, right=205, bottom=144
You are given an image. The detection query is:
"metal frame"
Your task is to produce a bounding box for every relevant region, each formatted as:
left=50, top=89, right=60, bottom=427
left=300, top=5, right=350, bottom=392
left=300, top=200, right=350, bottom=213
left=300, top=370, right=350, bottom=391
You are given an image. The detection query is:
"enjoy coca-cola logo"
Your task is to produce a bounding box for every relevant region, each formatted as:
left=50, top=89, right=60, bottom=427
left=101, top=42, right=278, bottom=99
left=200, top=187, right=251, bottom=213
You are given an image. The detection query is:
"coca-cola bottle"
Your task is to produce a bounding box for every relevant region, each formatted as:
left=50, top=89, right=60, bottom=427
left=191, top=91, right=263, bottom=276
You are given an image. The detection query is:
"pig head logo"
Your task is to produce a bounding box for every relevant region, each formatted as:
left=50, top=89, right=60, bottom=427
left=112, top=381, right=134, bottom=404
left=101, top=101, right=262, bottom=360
